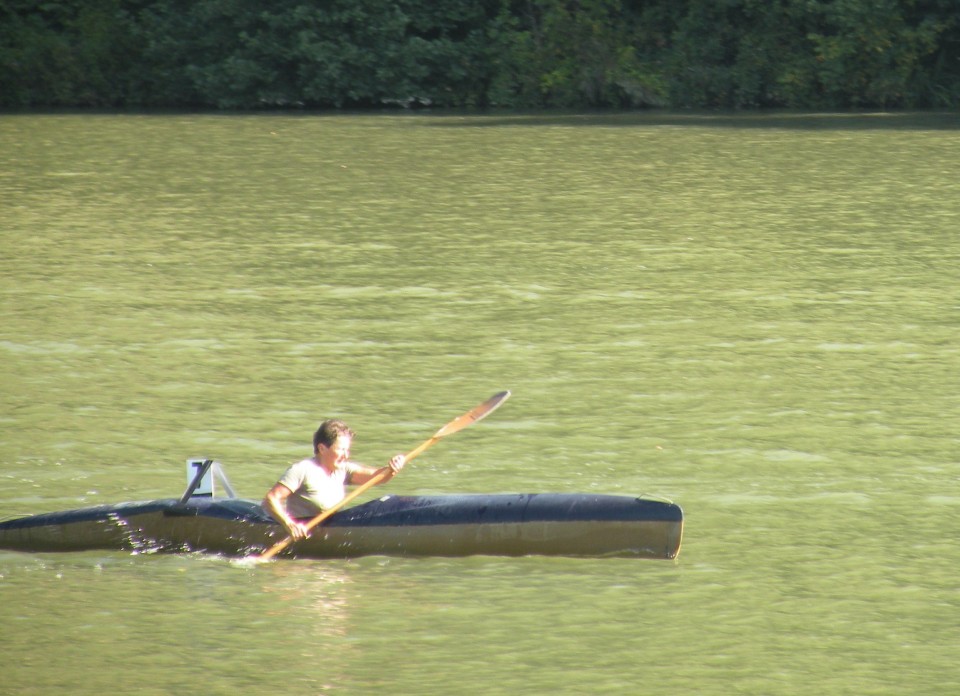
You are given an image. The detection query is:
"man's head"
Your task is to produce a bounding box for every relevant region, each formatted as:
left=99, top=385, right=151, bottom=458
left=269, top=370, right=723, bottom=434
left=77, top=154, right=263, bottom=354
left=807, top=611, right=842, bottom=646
left=313, top=419, right=355, bottom=465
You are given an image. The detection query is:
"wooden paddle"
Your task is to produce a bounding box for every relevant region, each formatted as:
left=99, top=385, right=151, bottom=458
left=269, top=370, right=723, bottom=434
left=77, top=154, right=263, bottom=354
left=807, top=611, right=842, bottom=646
left=256, top=390, right=511, bottom=561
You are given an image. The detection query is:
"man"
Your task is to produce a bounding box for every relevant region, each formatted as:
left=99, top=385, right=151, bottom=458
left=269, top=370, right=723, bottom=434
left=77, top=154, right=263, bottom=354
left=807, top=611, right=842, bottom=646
left=263, top=419, right=405, bottom=540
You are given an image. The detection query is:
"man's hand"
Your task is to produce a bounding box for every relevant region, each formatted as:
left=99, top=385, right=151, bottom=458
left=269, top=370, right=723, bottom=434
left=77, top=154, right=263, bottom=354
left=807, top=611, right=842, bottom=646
left=388, top=454, right=406, bottom=474
left=286, top=520, right=310, bottom=540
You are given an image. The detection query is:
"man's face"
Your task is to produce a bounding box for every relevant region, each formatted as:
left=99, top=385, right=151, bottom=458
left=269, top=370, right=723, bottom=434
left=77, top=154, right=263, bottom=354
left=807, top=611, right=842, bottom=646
left=319, top=434, right=352, bottom=469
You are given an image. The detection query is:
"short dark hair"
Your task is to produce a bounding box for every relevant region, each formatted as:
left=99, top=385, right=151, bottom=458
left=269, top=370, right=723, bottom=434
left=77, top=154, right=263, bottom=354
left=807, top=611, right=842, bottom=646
left=313, top=419, right=354, bottom=454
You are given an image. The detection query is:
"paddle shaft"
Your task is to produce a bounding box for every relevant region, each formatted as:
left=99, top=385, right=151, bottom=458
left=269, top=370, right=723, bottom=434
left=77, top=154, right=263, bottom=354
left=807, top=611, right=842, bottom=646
left=257, top=391, right=509, bottom=561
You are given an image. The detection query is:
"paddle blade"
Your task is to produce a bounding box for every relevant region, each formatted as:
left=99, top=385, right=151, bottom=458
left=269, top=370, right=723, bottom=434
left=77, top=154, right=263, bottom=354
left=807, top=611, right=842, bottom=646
left=433, top=390, right=510, bottom=439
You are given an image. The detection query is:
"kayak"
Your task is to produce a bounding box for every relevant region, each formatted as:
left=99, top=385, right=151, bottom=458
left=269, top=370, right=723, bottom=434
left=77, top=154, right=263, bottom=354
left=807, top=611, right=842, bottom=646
left=0, top=493, right=683, bottom=560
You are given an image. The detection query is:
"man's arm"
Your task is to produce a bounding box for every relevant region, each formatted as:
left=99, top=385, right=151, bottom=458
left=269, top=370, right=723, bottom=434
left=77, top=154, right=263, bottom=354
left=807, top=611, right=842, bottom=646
left=262, top=483, right=309, bottom=540
left=346, top=454, right=406, bottom=486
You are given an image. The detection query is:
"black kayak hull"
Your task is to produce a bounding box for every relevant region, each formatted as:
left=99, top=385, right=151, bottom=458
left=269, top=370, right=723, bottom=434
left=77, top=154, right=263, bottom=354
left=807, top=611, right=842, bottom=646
left=0, top=493, right=683, bottom=559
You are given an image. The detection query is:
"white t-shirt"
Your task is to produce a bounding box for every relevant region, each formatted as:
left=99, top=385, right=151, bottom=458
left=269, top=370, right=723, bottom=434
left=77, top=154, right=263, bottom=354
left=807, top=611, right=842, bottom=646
left=275, top=458, right=365, bottom=518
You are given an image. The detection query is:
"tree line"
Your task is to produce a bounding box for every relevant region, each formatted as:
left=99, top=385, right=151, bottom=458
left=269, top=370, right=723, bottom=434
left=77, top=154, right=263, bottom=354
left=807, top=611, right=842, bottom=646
left=2, top=0, right=958, bottom=110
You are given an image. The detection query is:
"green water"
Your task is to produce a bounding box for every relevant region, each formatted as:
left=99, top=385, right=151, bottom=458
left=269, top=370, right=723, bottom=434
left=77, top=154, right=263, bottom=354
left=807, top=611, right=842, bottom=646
left=1, top=112, right=959, bottom=694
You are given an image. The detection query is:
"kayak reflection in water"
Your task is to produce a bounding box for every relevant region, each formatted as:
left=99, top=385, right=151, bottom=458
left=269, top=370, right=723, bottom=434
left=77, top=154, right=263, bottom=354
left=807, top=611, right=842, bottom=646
left=262, top=419, right=405, bottom=541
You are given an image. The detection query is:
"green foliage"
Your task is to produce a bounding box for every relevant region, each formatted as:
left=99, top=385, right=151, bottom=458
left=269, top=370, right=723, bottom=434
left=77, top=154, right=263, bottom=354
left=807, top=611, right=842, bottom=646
left=801, top=0, right=950, bottom=107
left=134, top=0, right=500, bottom=108
left=0, top=0, right=142, bottom=106
left=1, top=0, right=958, bottom=110
left=488, top=0, right=667, bottom=108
